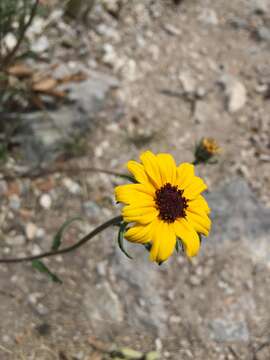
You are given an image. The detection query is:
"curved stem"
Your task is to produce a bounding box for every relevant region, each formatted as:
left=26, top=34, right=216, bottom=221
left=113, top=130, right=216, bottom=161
left=3, top=166, right=136, bottom=183
left=0, top=215, right=123, bottom=264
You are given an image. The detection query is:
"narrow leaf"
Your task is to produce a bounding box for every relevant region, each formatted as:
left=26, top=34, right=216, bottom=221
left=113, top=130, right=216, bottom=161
left=144, top=243, right=152, bottom=252
left=32, top=260, right=62, bottom=284
left=116, top=174, right=137, bottom=183
left=51, top=216, right=82, bottom=251
left=175, top=239, right=180, bottom=253
left=118, top=223, right=133, bottom=259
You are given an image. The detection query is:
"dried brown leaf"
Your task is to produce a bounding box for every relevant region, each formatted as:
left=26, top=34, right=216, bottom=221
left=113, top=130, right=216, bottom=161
left=7, top=64, right=33, bottom=78
left=32, top=78, right=57, bottom=92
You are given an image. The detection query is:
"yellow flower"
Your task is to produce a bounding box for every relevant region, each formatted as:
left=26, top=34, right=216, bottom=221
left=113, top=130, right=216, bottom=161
left=115, top=151, right=211, bottom=263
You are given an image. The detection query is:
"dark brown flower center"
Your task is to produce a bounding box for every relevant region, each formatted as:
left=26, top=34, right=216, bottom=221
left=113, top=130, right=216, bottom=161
left=155, top=183, right=188, bottom=223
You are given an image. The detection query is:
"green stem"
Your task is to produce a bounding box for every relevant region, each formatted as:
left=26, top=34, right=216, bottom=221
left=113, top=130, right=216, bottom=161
left=2, top=166, right=136, bottom=183
left=0, top=215, right=123, bottom=264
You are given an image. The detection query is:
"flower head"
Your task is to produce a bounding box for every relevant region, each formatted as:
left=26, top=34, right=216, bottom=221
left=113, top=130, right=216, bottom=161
left=194, top=137, right=221, bottom=164
left=115, top=151, right=211, bottom=263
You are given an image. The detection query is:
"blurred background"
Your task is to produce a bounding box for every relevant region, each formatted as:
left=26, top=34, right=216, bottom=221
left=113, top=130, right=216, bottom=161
left=0, top=0, right=270, bottom=359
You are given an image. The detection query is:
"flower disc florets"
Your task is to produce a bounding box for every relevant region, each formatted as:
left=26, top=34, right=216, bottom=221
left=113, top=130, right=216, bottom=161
left=155, top=183, right=188, bottom=223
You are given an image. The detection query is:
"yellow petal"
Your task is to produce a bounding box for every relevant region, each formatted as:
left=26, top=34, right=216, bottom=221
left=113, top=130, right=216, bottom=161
left=176, top=163, right=195, bottom=189
left=125, top=221, right=154, bottom=244
left=188, top=195, right=210, bottom=214
left=156, top=153, right=177, bottom=185
left=140, top=151, right=162, bottom=189
left=150, top=220, right=176, bottom=263
left=123, top=205, right=158, bottom=224
left=127, top=160, right=154, bottom=188
left=186, top=211, right=211, bottom=236
left=115, top=183, right=154, bottom=205
left=183, top=177, right=207, bottom=200
left=174, top=218, right=200, bottom=257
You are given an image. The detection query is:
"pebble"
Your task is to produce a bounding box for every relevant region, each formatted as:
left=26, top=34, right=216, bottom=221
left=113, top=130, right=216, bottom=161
left=9, top=195, right=21, bottom=210
left=102, top=0, right=121, bottom=15
left=169, top=315, right=181, bottom=324
left=252, top=0, right=269, bottom=14
left=102, top=43, right=118, bottom=68
left=2, top=335, right=11, bottom=344
left=31, top=244, right=42, bottom=256
left=96, top=261, right=107, bottom=277
left=199, top=8, right=219, bottom=25
left=209, top=318, right=249, bottom=342
left=62, top=178, right=81, bottom=195
left=39, top=193, right=52, bottom=209
left=189, top=274, right=201, bottom=286
left=28, top=292, right=44, bottom=305
left=194, top=101, right=211, bottom=124
left=36, top=227, right=46, bottom=239
left=219, top=75, right=247, bottom=113
left=163, top=24, right=182, bottom=36
left=4, top=33, right=17, bottom=50
left=256, top=26, right=270, bottom=42
left=36, top=303, right=49, bottom=316
left=155, top=338, right=162, bottom=352
left=25, top=222, right=38, bottom=240
left=179, top=71, right=196, bottom=94
left=6, top=234, right=26, bottom=246
left=83, top=201, right=101, bottom=218
left=0, top=180, right=7, bottom=195
left=31, top=35, right=49, bottom=53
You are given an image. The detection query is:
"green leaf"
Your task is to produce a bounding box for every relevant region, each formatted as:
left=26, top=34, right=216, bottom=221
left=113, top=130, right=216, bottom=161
left=51, top=216, right=82, bottom=251
left=118, top=174, right=137, bottom=183
left=118, top=222, right=133, bottom=259
left=175, top=239, right=180, bottom=253
left=32, top=260, right=62, bottom=284
left=144, top=243, right=152, bottom=252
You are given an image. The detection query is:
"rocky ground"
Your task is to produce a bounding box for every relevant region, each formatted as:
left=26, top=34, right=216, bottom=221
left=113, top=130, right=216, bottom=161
left=1, top=0, right=270, bottom=359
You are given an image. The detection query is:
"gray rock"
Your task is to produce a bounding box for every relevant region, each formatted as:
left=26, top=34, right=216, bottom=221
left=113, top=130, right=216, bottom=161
left=256, top=26, right=270, bottom=42
left=206, top=178, right=270, bottom=262
left=12, top=71, right=118, bottom=165
left=230, top=17, right=249, bottom=30
left=84, top=282, right=124, bottom=324
left=252, top=0, right=269, bottom=14
left=209, top=318, right=249, bottom=342
left=111, top=245, right=168, bottom=336
left=66, top=71, right=119, bottom=114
